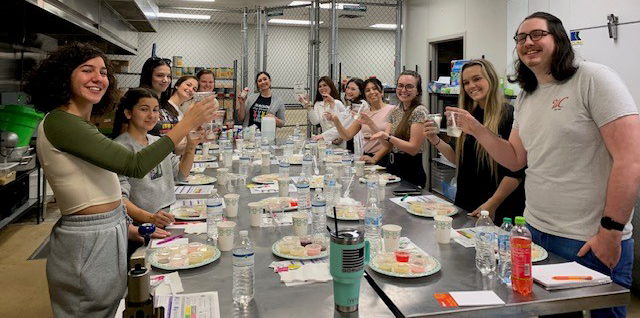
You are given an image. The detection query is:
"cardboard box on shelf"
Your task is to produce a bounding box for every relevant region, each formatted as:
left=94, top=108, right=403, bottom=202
left=222, top=99, right=234, bottom=109
left=111, top=60, right=130, bottom=73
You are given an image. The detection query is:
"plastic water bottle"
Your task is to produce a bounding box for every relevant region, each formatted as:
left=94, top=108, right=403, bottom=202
left=296, top=173, right=311, bottom=213
left=284, top=136, right=294, bottom=157
left=206, top=189, right=223, bottom=244
left=324, top=171, right=336, bottom=208
left=341, top=155, right=352, bottom=186
left=311, top=188, right=327, bottom=238
left=310, top=140, right=318, bottom=157
left=223, top=143, right=233, bottom=168
left=232, top=230, right=255, bottom=305
left=511, top=216, right=533, bottom=295
left=302, top=149, right=314, bottom=176
left=475, top=210, right=496, bottom=275
left=278, top=161, right=290, bottom=178
left=497, top=217, right=514, bottom=285
left=239, top=153, right=250, bottom=178
left=364, top=197, right=382, bottom=255
left=365, top=171, right=380, bottom=203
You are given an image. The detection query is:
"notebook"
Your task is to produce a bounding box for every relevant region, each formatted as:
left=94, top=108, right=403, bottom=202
left=532, top=261, right=612, bottom=290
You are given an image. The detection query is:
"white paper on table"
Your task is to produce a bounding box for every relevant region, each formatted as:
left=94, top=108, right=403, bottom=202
left=183, top=223, right=208, bottom=234
left=279, top=263, right=333, bottom=286
left=151, top=237, right=189, bottom=248
left=249, top=184, right=278, bottom=194
left=170, top=199, right=226, bottom=212
left=174, top=185, right=215, bottom=198
left=154, top=291, right=220, bottom=318
left=389, top=194, right=449, bottom=210
left=451, top=227, right=477, bottom=248
left=269, top=258, right=329, bottom=270
left=260, top=213, right=293, bottom=227
left=449, top=291, right=505, bottom=306
left=151, top=272, right=184, bottom=295
left=532, top=262, right=612, bottom=290
left=165, top=222, right=204, bottom=230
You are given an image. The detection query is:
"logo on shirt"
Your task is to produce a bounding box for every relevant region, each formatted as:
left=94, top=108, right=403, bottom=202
left=551, top=97, right=569, bottom=111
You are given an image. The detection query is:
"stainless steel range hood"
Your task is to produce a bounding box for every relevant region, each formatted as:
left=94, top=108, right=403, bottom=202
left=104, top=0, right=159, bottom=32
left=1, top=0, right=158, bottom=55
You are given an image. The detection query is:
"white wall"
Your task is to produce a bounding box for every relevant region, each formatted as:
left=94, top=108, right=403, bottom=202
left=506, top=0, right=640, bottom=101
left=403, top=0, right=508, bottom=99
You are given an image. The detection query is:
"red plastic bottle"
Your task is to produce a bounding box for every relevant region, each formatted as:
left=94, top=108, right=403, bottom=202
left=511, top=216, right=532, bottom=295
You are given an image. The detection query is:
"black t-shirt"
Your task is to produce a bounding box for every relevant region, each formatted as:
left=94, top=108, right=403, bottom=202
left=454, top=104, right=526, bottom=225
left=248, top=95, right=272, bottom=130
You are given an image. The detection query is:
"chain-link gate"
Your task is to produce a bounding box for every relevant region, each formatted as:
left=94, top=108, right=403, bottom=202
left=108, top=5, right=250, bottom=116
left=107, top=1, right=401, bottom=140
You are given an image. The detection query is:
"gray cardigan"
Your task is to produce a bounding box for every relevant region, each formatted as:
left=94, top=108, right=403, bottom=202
left=242, top=93, right=286, bottom=127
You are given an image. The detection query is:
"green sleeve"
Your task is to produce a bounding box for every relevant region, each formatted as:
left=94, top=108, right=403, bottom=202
left=43, top=109, right=175, bottom=178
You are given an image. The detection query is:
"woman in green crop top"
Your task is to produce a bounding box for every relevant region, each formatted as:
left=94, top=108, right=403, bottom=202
left=25, top=42, right=216, bottom=318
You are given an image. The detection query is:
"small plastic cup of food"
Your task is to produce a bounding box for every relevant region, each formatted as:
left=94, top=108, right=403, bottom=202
left=392, top=262, right=411, bottom=274
left=198, top=246, right=215, bottom=259
left=187, top=242, right=204, bottom=253
left=305, top=243, right=322, bottom=256
left=155, top=250, right=172, bottom=264
left=188, top=252, right=205, bottom=265
left=394, top=250, right=411, bottom=263
left=410, top=254, right=428, bottom=273
left=169, top=254, right=188, bottom=267
left=290, top=246, right=306, bottom=257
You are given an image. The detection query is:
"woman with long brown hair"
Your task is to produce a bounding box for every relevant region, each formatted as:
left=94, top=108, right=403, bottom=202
left=300, top=76, right=348, bottom=145
left=424, top=59, right=524, bottom=223
left=370, top=71, right=428, bottom=186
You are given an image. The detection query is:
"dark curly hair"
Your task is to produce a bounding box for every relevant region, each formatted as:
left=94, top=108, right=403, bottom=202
left=510, top=12, right=578, bottom=93
left=111, top=87, right=158, bottom=139
left=24, top=42, right=118, bottom=115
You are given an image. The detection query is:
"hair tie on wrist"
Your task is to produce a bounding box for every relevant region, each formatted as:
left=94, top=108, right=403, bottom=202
left=434, top=138, right=441, bottom=146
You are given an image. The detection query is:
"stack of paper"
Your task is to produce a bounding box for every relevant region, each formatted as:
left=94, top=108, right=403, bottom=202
left=532, top=262, right=612, bottom=290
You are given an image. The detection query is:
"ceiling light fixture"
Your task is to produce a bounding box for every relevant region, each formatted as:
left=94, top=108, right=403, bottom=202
left=157, top=12, right=211, bottom=19
left=268, top=18, right=324, bottom=25
left=369, top=24, right=397, bottom=30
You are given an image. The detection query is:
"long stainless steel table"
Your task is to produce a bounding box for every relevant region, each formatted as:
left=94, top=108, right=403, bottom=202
left=151, top=146, right=629, bottom=318
left=361, top=179, right=630, bottom=317
left=150, top=156, right=394, bottom=318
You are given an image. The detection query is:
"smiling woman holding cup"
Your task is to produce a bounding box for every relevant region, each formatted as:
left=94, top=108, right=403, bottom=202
left=424, top=59, right=524, bottom=223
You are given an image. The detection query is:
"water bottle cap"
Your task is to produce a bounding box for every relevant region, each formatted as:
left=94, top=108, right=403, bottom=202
left=515, top=216, right=526, bottom=225
left=480, top=210, right=489, bottom=216
left=239, top=230, right=248, bottom=236
left=503, top=217, right=512, bottom=224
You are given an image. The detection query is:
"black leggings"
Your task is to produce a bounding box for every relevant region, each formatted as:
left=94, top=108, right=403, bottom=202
left=386, top=152, right=426, bottom=187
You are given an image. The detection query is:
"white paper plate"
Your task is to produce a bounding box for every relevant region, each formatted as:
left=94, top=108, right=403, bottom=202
left=358, top=174, right=401, bottom=184
left=170, top=205, right=207, bottom=221
left=252, top=174, right=279, bottom=184
left=326, top=205, right=363, bottom=221
left=271, top=238, right=329, bottom=260
left=368, top=254, right=441, bottom=278
left=404, top=204, right=458, bottom=218
left=177, top=174, right=216, bottom=185
left=193, top=155, right=217, bottom=162
left=532, top=243, right=548, bottom=262
left=149, top=246, right=221, bottom=270
left=259, top=197, right=298, bottom=211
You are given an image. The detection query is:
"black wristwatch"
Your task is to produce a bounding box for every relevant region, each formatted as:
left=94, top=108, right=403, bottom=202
left=600, top=216, right=624, bottom=231
left=385, top=135, right=391, bottom=142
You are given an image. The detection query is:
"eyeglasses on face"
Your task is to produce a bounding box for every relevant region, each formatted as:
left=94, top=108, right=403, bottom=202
left=396, top=84, right=415, bottom=90
left=513, top=30, right=550, bottom=44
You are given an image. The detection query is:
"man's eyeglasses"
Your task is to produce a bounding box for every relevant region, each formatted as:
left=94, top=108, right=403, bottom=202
left=396, top=84, right=415, bottom=90
left=513, top=30, right=550, bottom=44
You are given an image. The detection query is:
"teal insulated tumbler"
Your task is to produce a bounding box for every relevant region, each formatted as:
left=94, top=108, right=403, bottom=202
left=330, top=229, right=370, bottom=312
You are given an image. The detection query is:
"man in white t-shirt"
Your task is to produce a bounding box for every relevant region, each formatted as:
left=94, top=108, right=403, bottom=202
left=447, top=12, right=639, bottom=318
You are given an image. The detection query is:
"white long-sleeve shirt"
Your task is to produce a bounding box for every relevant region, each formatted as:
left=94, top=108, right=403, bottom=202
left=307, top=100, right=347, bottom=144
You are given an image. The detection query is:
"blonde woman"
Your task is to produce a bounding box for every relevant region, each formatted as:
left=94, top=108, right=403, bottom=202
left=424, top=59, right=524, bottom=223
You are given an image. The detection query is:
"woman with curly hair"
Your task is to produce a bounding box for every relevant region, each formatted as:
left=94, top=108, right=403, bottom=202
left=25, top=42, right=216, bottom=317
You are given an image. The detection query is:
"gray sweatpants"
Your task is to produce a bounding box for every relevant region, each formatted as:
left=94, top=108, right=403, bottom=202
left=47, top=205, right=128, bottom=318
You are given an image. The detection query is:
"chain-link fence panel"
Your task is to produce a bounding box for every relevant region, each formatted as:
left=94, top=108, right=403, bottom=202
left=335, top=2, right=398, bottom=88
left=262, top=5, right=314, bottom=139
left=108, top=6, right=246, bottom=115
